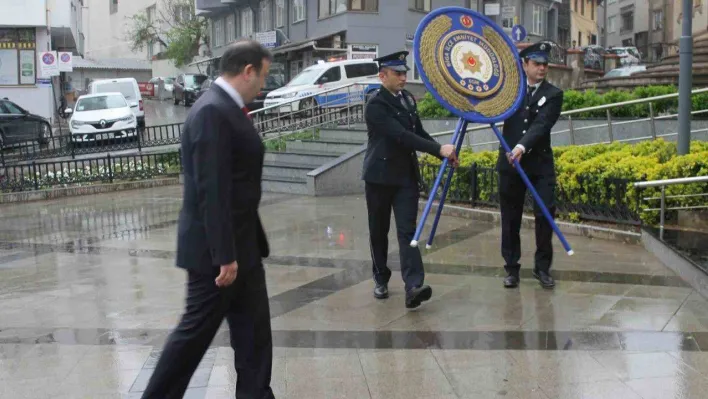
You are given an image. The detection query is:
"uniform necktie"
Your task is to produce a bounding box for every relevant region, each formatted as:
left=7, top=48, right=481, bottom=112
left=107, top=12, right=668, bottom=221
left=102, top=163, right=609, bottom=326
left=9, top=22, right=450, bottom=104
left=397, top=93, right=408, bottom=111
left=242, top=106, right=251, bottom=120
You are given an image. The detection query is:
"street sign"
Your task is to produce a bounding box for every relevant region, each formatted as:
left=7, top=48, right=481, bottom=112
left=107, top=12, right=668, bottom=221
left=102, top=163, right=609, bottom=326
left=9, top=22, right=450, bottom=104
left=511, top=25, right=527, bottom=43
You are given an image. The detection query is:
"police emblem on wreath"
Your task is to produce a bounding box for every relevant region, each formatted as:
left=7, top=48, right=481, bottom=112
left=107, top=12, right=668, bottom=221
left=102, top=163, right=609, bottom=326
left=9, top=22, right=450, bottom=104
left=413, top=7, right=525, bottom=123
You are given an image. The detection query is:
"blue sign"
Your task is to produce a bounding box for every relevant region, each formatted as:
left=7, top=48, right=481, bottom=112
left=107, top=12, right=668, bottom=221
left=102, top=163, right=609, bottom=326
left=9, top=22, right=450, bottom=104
left=413, top=7, right=525, bottom=124
left=511, top=25, right=527, bottom=42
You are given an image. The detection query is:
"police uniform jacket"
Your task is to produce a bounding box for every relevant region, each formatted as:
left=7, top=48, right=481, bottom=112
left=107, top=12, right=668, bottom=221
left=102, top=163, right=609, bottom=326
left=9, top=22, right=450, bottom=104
left=362, top=88, right=442, bottom=186
left=497, top=80, right=563, bottom=175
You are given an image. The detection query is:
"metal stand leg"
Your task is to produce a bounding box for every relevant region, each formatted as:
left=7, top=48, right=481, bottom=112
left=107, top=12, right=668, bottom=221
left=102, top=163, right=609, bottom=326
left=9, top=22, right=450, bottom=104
left=489, top=124, right=574, bottom=255
left=411, top=118, right=466, bottom=247
left=425, top=120, right=469, bottom=249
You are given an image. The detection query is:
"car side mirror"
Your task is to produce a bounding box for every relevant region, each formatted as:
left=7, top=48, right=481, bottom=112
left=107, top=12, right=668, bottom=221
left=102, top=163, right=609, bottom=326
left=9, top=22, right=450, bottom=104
left=130, top=101, right=138, bottom=107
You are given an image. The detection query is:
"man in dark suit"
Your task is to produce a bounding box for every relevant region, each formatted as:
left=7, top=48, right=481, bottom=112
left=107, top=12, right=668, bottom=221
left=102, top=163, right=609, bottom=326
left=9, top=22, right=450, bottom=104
left=141, top=40, right=275, bottom=399
left=363, top=51, right=458, bottom=308
left=497, top=41, right=564, bottom=289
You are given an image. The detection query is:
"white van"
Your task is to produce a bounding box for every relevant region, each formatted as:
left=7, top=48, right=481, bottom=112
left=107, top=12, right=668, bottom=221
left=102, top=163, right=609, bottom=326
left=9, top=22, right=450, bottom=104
left=263, top=59, right=382, bottom=114
left=88, top=78, right=145, bottom=126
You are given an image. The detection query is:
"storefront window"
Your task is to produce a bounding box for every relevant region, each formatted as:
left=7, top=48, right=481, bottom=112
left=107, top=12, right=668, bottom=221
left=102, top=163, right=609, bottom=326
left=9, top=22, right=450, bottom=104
left=0, top=28, right=36, bottom=86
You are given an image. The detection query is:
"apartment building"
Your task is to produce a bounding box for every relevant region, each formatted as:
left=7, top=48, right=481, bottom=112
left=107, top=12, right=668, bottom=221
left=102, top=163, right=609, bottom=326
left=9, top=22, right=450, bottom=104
left=567, top=0, right=598, bottom=48
left=194, top=0, right=564, bottom=82
left=0, top=0, right=85, bottom=121
left=602, top=0, right=649, bottom=58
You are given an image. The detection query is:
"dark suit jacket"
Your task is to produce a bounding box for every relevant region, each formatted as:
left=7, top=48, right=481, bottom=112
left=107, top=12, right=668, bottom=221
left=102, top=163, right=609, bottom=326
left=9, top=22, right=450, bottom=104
left=362, top=88, right=442, bottom=186
left=497, top=79, right=563, bottom=175
left=176, top=84, right=269, bottom=273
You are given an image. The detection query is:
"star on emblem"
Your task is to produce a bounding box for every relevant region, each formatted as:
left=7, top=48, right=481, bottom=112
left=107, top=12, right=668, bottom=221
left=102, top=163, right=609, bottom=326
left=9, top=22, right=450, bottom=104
left=399, top=54, right=405, bottom=60
left=541, top=44, right=546, bottom=50
left=462, top=51, right=482, bottom=74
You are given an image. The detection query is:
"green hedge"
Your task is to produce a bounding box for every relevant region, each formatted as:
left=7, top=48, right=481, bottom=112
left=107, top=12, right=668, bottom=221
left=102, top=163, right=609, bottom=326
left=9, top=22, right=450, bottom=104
left=419, top=139, right=708, bottom=225
left=417, top=85, right=707, bottom=119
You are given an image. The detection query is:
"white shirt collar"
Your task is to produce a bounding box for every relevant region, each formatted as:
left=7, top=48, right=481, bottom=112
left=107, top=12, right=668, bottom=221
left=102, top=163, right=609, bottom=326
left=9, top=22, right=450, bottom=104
left=214, top=77, right=245, bottom=108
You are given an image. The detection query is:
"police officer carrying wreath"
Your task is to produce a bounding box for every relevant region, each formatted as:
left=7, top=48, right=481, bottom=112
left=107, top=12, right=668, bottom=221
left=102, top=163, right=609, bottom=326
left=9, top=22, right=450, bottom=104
left=362, top=50, right=458, bottom=308
left=498, top=41, right=564, bottom=289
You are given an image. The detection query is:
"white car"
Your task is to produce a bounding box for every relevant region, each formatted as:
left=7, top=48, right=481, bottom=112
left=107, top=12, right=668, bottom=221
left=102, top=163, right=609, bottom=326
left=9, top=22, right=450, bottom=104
left=88, top=77, right=145, bottom=126
left=67, top=93, right=138, bottom=144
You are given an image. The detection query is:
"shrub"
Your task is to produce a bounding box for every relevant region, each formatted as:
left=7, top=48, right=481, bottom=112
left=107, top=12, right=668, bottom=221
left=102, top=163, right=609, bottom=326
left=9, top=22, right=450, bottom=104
left=417, top=85, right=687, bottom=119
left=418, top=139, right=708, bottom=225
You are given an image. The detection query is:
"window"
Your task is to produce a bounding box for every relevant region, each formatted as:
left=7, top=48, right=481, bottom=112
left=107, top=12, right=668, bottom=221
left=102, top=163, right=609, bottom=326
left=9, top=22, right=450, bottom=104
left=350, top=0, right=378, bottom=11
left=621, top=10, right=634, bottom=33
left=591, top=1, right=594, bottom=21
left=608, top=15, right=616, bottom=33
left=574, top=0, right=578, bottom=12
left=293, top=0, right=305, bottom=22
left=75, top=94, right=127, bottom=112
left=344, top=63, right=378, bottom=78
left=0, top=28, right=36, bottom=86
left=241, top=7, right=254, bottom=37
left=577, top=31, right=582, bottom=47
left=502, top=17, right=514, bottom=28
left=175, top=5, right=191, bottom=23
left=653, top=9, right=664, bottom=30
left=320, top=0, right=347, bottom=18
left=532, top=4, right=544, bottom=35
left=581, top=0, right=584, bottom=16
left=406, top=45, right=421, bottom=82
left=1, top=100, right=24, bottom=114
left=94, top=81, right=137, bottom=100
left=260, top=0, right=272, bottom=31
left=410, top=0, right=431, bottom=12
left=276, top=0, right=285, bottom=27
left=226, top=13, right=236, bottom=42
left=213, top=17, right=225, bottom=47
left=317, top=66, right=341, bottom=84
left=110, top=0, right=118, bottom=14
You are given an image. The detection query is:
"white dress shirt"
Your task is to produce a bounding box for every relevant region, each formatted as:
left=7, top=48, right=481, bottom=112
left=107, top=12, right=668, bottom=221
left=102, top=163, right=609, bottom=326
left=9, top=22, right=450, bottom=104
left=213, top=77, right=245, bottom=109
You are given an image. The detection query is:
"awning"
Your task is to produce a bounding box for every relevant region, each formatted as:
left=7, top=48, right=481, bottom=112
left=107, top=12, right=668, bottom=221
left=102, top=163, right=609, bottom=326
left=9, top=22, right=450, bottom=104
left=187, top=55, right=221, bottom=67
left=271, top=30, right=346, bottom=55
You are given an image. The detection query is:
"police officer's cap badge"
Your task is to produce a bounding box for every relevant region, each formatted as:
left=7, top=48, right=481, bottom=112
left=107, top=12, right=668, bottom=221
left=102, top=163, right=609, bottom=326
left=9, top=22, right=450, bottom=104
left=413, top=7, right=525, bottom=123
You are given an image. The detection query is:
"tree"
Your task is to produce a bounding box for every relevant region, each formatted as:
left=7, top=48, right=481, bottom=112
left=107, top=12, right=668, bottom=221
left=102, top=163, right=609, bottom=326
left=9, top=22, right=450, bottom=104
left=125, top=0, right=209, bottom=68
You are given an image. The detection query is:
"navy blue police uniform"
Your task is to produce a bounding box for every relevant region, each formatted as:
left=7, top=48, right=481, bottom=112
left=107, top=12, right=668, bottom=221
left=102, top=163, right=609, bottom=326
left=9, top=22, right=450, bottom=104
left=497, top=41, right=564, bottom=289
left=362, top=51, right=442, bottom=308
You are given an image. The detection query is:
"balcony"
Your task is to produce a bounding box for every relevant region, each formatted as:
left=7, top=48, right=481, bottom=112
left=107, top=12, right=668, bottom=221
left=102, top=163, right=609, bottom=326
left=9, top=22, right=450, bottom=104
left=195, top=0, right=239, bottom=12
left=48, top=0, right=83, bottom=54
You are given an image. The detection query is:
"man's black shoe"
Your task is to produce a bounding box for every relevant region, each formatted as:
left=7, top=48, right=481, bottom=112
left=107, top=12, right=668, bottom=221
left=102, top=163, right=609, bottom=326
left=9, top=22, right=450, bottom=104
left=374, top=283, right=389, bottom=299
left=405, top=285, right=432, bottom=309
left=532, top=269, right=555, bottom=289
left=504, top=274, right=520, bottom=288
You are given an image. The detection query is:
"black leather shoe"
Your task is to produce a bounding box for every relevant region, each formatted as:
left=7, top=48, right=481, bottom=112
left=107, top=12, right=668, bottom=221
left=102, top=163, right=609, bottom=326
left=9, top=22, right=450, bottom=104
left=504, top=274, right=520, bottom=288
left=374, top=283, right=389, bottom=299
left=405, top=285, right=432, bottom=309
left=533, top=269, right=555, bottom=289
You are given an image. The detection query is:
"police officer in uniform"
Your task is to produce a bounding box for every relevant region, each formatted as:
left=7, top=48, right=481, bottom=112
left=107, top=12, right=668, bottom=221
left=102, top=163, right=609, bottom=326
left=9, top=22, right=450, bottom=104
left=362, top=51, right=458, bottom=308
left=497, top=41, right=564, bottom=289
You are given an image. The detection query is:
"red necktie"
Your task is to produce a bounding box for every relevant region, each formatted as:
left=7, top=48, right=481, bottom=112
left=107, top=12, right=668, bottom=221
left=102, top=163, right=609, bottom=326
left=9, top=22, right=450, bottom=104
left=242, top=106, right=251, bottom=120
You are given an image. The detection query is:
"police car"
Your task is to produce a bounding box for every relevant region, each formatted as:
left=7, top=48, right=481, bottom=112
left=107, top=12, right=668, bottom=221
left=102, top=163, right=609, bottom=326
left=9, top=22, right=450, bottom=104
left=263, top=59, right=382, bottom=115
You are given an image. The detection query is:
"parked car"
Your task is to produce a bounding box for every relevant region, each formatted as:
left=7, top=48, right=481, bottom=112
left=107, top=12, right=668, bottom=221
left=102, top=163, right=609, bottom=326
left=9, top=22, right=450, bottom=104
left=603, top=65, right=647, bottom=78
left=88, top=77, right=145, bottom=126
left=173, top=73, right=208, bottom=106
left=66, top=93, right=137, bottom=145
left=263, top=59, right=381, bottom=115
left=607, top=47, right=641, bottom=66
left=249, top=73, right=285, bottom=111
left=581, top=45, right=605, bottom=70
left=0, top=98, right=51, bottom=149
left=148, top=76, right=175, bottom=97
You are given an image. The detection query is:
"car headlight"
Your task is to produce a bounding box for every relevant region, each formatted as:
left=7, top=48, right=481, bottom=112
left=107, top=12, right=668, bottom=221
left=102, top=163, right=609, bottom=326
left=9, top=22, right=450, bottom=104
left=117, top=115, right=135, bottom=123
left=71, top=120, right=86, bottom=129
left=282, top=92, right=297, bottom=98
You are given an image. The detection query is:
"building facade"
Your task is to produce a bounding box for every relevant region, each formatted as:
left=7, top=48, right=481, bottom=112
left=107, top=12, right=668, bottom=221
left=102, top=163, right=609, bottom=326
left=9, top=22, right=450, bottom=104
left=0, top=0, right=84, bottom=121
left=569, top=0, right=598, bottom=48
left=603, top=0, right=649, bottom=57
left=195, top=0, right=564, bottom=83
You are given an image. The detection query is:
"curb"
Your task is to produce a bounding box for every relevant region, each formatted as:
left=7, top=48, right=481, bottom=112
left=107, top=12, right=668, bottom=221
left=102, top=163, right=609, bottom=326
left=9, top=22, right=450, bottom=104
left=422, top=201, right=642, bottom=245
left=0, top=178, right=180, bottom=204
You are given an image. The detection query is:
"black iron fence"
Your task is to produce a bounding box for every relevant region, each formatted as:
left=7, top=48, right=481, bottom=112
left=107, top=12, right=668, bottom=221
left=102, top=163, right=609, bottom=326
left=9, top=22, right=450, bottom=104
left=419, top=163, right=641, bottom=225
left=0, top=123, right=183, bottom=165
left=0, top=151, right=182, bottom=193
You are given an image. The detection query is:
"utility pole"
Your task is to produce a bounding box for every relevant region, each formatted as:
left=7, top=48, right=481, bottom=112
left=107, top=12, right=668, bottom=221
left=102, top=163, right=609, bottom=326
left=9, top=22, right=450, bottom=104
left=678, top=0, right=693, bottom=155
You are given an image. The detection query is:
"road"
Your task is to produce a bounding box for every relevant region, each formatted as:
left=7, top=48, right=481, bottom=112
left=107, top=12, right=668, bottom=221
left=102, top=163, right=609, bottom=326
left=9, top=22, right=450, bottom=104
left=142, top=98, right=190, bottom=126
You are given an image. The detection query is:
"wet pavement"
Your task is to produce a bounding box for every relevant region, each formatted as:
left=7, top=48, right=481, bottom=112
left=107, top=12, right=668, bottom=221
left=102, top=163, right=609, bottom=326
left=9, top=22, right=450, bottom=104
left=2, top=185, right=708, bottom=398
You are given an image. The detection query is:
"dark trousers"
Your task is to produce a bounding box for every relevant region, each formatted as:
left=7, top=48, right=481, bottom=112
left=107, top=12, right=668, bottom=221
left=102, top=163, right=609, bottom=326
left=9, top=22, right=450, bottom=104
left=499, top=170, right=556, bottom=276
left=365, top=181, right=424, bottom=292
left=141, top=264, right=274, bottom=399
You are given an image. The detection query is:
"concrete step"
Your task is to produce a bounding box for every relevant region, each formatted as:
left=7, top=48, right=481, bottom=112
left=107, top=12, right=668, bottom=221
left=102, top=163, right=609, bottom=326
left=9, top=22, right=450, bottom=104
left=264, top=150, right=339, bottom=165
left=319, top=128, right=368, bottom=142
left=262, top=175, right=308, bottom=195
left=286, top=139, right=365, bottom=155
left=262, top=161, right=317, bottom=180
